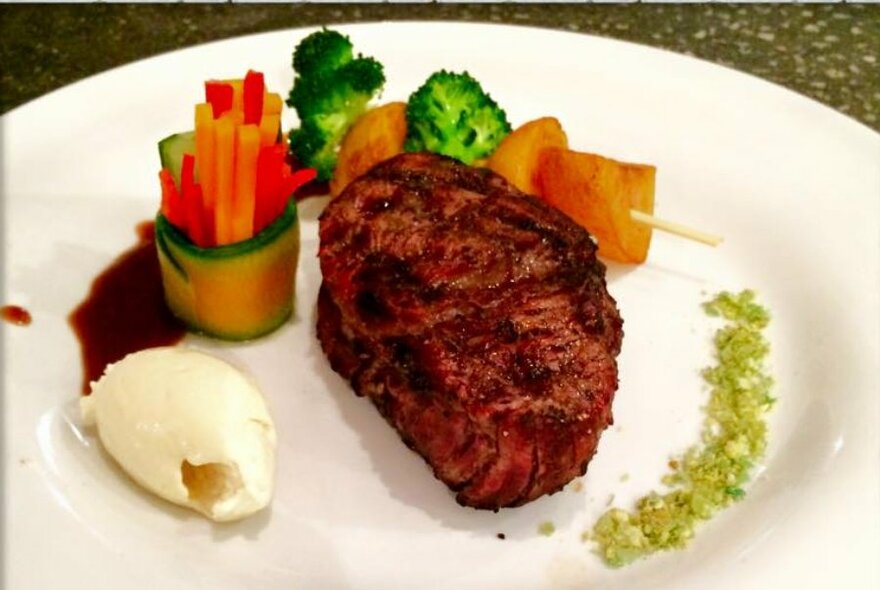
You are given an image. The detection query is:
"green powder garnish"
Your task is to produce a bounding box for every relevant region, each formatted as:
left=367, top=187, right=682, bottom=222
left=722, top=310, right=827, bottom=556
left=590, top=290, right=774, bottom=567
left=538, top=521, right=556, bottom=536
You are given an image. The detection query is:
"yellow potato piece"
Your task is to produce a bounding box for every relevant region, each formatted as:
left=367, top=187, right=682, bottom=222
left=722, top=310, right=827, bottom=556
left=536, top=147, right=656, bottom=264
left=331, top=102, right=407, bottom=196
left=487, top=117, right=568, bottom=195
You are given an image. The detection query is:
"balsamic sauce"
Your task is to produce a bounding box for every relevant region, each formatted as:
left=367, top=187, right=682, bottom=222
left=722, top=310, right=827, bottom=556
left=68, top=221, right=186, bottom=395
left=1, top=305, right=32, bottom=326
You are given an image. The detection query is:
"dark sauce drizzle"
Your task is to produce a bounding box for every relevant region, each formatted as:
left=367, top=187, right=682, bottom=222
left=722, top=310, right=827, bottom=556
left=1, top=305, right=32, bottom=326
left=68, top=221, right=185, bottom=395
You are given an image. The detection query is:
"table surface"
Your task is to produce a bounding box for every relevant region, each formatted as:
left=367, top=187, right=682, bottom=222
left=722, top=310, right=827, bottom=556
left=1, top=3, right=877, bottom=132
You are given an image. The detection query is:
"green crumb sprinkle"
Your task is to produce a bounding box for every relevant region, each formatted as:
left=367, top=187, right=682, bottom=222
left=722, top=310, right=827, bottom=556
left=591, top=290, right=774, bottom=568
left=538, top=521, right=556, bottom=536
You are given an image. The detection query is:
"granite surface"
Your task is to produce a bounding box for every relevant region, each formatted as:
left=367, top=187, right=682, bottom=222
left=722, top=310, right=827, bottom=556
left=1, top=3, right=877, bottom=131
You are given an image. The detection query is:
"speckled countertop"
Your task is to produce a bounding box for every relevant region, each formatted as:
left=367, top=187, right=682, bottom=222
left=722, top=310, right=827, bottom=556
left=1, top=3, right=877, bottom=131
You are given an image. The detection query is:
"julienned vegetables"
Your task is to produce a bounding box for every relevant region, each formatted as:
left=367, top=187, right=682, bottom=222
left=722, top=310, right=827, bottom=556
left=404, top=70, right=511, bottom=165
left=287, top=29, right=386, bottom=182
left=159, top=70, right=315, bottom=248
left=156, top=70, right=314, bottom=340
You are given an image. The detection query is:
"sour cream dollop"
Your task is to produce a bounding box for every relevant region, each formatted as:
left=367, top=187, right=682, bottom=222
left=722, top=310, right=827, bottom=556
left=81, top=347, right=276, bottom=522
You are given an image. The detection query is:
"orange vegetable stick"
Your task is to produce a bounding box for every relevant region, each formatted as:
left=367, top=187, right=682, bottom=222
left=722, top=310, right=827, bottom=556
left=194, top=103, right=216, bottom=212
left=231, top=124, right=261, bottom=243
left=214, top=114, right=236, bottom=245
left=226, top=79, right=244, bottom=114
left=259, top=113, right=281, bottom=146
left=264, top=92, right=283, bottom=115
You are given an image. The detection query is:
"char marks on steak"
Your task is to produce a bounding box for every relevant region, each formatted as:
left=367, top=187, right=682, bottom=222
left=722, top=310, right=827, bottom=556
left=317, top=152, right=623, bottom=509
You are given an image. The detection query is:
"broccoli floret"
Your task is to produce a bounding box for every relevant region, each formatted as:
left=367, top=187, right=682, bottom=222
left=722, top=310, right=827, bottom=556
left=289, top=59, right=384, bottom=120
left=286, top=29, right=385, bottom=181
left=292, top=29, right=353, bottom=78
left=404, top=70, right=511, bottom=164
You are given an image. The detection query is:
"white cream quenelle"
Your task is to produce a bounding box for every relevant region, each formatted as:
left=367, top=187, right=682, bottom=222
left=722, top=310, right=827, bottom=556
left=80, top=347, right=277, bottom=522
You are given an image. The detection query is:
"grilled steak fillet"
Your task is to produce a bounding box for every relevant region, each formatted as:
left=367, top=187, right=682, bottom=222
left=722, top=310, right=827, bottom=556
left=317, top=152, right=623, bottom=509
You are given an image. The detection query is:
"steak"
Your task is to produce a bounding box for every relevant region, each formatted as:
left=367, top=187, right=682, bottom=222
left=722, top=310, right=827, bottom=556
left=317, top=152, right=623, bottom=509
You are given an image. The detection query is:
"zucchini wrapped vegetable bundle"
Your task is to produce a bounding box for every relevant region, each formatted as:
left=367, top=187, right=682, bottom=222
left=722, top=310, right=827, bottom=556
left=156, top=70, right=315, bottom=340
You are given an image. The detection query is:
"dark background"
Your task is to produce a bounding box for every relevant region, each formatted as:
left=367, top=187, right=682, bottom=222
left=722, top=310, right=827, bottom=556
left=1, top=3, right=878, bottom=131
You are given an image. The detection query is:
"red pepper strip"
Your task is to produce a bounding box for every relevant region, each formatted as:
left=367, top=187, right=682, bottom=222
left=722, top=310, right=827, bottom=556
left=159, top=169, right=174, bottom=218
left=188, top=185, right=209, bottom=247
left=205, top=81, right=234, bottom=119
left=159, top=168, right=185, bottom=229
left=180, top=154, right=203, bottom=245
left=253, top=144, right=285, bottom=235
left=271, top=164, right=293, bottom=226
left=283, top=167, right=318, bottom=198
left=200, top=184, right=215, bottom=248
left=243, top=70, right=265, bottom=125
left=269, top=165, right=317, bottom=226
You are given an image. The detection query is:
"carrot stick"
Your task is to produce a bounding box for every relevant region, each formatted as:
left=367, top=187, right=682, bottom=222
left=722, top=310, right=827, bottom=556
left=231, top=124, right=261, bottom=242
left=264, top=92, right=283, bottom=115
left=194, top=103, right=216, bottom=214
left=214, top=114, right=236, bottom=245
left=226, top=79, right=244, bottom=114
left=258, top=113, right=281, bottom=146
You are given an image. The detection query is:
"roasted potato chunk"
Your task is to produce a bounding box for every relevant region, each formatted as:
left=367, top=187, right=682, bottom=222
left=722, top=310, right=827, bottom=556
left=536, top=147, right=656, bottom=264
left=486, top=117, right=568, bottom=195
left=330, top=102, right=407, bottom=196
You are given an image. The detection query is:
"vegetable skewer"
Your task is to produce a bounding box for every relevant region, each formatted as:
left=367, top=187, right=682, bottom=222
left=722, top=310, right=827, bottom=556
left=155, top=69, right=316, bottom=341
left=630, top=210, right=723, bottom=247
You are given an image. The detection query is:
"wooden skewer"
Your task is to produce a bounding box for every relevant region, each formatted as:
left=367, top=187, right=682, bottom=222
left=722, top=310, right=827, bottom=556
left=630, top=209, right=723, bottom=247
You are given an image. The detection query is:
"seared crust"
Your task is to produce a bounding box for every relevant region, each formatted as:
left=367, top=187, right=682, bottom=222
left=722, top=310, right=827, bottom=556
left=317, top=152, right=622, bottom=509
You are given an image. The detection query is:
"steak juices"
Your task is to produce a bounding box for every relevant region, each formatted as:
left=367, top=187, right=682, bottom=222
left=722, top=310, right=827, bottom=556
left=317, top=153, right=623, bottom=509
left=155, top=71, right=314, bottom=340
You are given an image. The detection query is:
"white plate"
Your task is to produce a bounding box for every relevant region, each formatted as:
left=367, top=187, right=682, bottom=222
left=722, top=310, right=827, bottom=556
left=3, top=23, right=879, bottom=590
